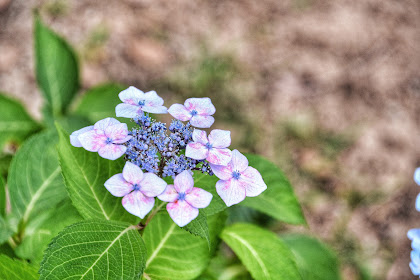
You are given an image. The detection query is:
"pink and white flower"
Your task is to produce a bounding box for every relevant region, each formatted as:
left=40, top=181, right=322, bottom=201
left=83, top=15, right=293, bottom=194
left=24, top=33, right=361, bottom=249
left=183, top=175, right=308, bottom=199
left=104, top=162, right=167, bottom=219
left=158, top=170, right=212, bottom=227
left=115, top=86, right=167, bottom=118
left=186, top=129, right=232, bottom=166
left=73, top=118, right=132, bottom=160
left=210, top=149, right=267, bottom=207
left=168, top=97, right=216, bottom=128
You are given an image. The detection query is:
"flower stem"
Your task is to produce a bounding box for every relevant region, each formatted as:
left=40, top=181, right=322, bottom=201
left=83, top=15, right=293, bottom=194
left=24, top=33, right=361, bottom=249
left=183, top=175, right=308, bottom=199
left=145, top=201, right=166, bottom=226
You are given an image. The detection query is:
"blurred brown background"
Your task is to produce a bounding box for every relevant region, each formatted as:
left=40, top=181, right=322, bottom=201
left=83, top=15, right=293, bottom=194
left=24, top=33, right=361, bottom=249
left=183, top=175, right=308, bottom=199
left=1, top=0, right=420, bottom=279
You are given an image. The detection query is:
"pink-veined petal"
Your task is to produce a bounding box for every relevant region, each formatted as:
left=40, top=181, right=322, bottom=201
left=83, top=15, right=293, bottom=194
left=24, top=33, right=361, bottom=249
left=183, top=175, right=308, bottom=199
left=185, top=143, right=208, bottom=160
left=143, top=90, right=164, bottom=106
left=78, top=130, right=107, bottom=152
left=174, top=170, right=194, bottom=193
left=142, top=105, right=168, bottom=114
left=104, top=173, right=133, bottom=197
left=191, top=129, right=208, bottom=144
left=207, top=148, right=232, bottom=166
left=184, top=97, right=216, bottom=115
left=168, top=104, right=192, bottom=121
left=157, top=184, right=178, bottom=203
left=98, top=144, right=126, bottom=160
left=230, top=149, right=248, bottom=172
left=216, top=179, right=246, bottom=207
left=209, top=163, right=233, bottom=180
left=185, top=187, right=212, bottom=209
left=122, top=190, right=155, bottom=219
left=116, top=103, right=142, bottom=118
left=105, top=123, right=129, bottom=141
left=119, top=86, right=144, bottom=104
left=239, top=167, right=267, bottom=197
left=94, top=117, right=121, bottom=131
left=190, top=115, right=214, bottom=128
left=113, top=135, right=132, bottom=144
left=122, top=162, right=143, bottom=185
left=140, top=173, right=167, bottom=197
left=208, top=129, right=231, bottom=148
left=70, top=125, right=94, bottom=147
left=167, top=200, right=199, bottom=227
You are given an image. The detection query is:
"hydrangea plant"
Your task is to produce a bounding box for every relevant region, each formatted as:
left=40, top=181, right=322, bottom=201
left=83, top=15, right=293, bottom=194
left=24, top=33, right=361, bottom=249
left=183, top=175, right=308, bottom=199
left=0, top=15, right=342, bottom=280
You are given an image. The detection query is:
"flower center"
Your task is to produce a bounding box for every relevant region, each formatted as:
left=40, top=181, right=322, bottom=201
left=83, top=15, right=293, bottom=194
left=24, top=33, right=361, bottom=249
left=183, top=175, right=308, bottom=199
left=178, top=192, right=186, bottom=201
left=138, top=100, right=146, bottom=106
left=232, top=171, right=241, bottom=180
left=205, top=142, right=213, bottom=150
left=133, top=184, right=141, bottom=191
left=105, top=137, right=113, bottom=144
left=190, top=109, right=198, bottom=116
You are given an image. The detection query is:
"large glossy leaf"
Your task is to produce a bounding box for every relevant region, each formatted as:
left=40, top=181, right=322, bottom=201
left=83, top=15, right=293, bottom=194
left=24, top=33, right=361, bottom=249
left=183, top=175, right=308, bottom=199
left=282, top=234, right=341, bottom=280
left=0, top=94, right=39, bottom=150
left=39, top=220, right=146, bottom=280
left=183, top=212, right=210, bottom=247
left=143, top=211, right=225, bottom=280
left=34, top=16, right=79, bottom=117
left=74, top=83, right=126, bottom=122
left=221, top=223, right=301, bottom=280
left=0, top=254, right=39, bottom=280
left=242, top=154, right=305, bottom=225
left=7, top=130, right=66, bottom=226
left=15, top=199, right=82, bottom=263
left=193, top=171, right=227, bottom=216
left=56, top=124, right=137, bottom=223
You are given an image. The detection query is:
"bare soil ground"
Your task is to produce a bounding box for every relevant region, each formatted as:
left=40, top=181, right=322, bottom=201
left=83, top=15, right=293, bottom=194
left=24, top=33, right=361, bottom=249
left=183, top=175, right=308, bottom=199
left=1, top=0, right=420, bottom=279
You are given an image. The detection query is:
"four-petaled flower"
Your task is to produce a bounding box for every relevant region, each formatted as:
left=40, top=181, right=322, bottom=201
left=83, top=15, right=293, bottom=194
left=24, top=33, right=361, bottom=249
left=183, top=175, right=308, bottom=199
left=72, top=118, right=132, bottom=160
left=116, top=86, right=167, bottom=118
left=158, top=170, right=212, bottom=227
left=168, top=97, right=215, bottom=128
left=210, top=149, right=267, bottom=206
left=186, top=129, right=232, bottom=166
left=408, top=229, right=420, bottom=276
left=105, top=162, right=167, bottom=218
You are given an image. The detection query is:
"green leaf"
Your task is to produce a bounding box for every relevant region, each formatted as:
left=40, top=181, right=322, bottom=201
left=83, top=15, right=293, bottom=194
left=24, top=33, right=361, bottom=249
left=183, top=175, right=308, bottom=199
left=282, top=234, right=341, bottom=280
left=143, top=212, right=223, bottom=280
left=73, top=83, right=126, bottom=122
left=56, top=123, right=137, bottom=223
left=0, top=94, right=39, bottom=150
left=0, top=176, right=5, bottom=216
left=0, top=215, right=13, bottom=245
left=15, top=199, right=83, bottom=263
left=39, top=220, right=146, bottom=280
left=34, top=15, right=79, bottom=117
left=241, top=154, right=305, bottom=225
left=193, top=171, right=227, bottom=216
left=8, top=130, right=66, bottom=226
left=0, top=254, right=39, bottom=280
left=55, top=114, right=91, bottom=134
left=183, top=212, right=210, bottom=247
left=221, top=223, right=301, bottom=280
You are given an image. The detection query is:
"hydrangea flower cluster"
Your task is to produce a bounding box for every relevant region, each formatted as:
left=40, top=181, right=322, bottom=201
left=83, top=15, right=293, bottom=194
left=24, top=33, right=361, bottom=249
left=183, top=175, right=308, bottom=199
left=70, top=86, right=267, bottom=226
left=408, top=168, right=420, bottom=277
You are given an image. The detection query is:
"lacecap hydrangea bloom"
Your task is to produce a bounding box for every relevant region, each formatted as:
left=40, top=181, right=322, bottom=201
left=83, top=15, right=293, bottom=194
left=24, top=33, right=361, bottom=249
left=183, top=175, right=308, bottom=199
left=408, top=167, right=420, bottom=277
left=70, top=86, right=267, bottom=227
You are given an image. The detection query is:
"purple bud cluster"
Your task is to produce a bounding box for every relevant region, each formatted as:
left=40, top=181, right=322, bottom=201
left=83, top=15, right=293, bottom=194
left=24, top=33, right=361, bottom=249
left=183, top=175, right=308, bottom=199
left=125, top=114, right=213, bottom=178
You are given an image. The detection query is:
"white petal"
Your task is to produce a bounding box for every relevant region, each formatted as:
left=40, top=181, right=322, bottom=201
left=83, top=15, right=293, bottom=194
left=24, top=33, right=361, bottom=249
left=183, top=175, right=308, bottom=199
left=208, top=129, right=231, bottom=148
left=158, top=185, right=178, bottom=203
left=94, top=117, right=121, bottom=131
left=105, top=123, right=129, bottom=142
left=142, top=105, right=168, bottom=114
left=122, top=162, right=143, bottom=185
left=98, top=144, right=126, bottom=160
left=209, top=163, right=233, bottom=180
left=122, top=190, right=155, bottom=219
left=190, top=115, right=214, bottom=128
left=168, top=104, right=192, bottom=121
left=184, top=97, right=215, bottom=115
left=207, top=148, right=232, bottom=166
left=185, top=187, right=212, bottom=209
left=239, top=167, right=267, bottom=197
left=415, top=167, right=420, bottom=186
left=216, top=179, right=246, bottom=207
left=174, top=170, right=194, bottom=193
left=143, top=90, right=164, bottom=106
left=119, top=86, right=144, bottom=104
left=104, top=173, right=133, bottom=197
left=115, top=103, right=142, bottom=118
left=167, top=200, right=199, bottom=227
left=185, top=143, right=208, bottom=160
left=192, top=129, right=208, bottom=144
left=70, top=125, right=94, bottom=147
left=78, top=130, right=107, bottom=152
left=140, top=173, right=167, bottom=197
left=230, top=149, right=248, bottom=172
